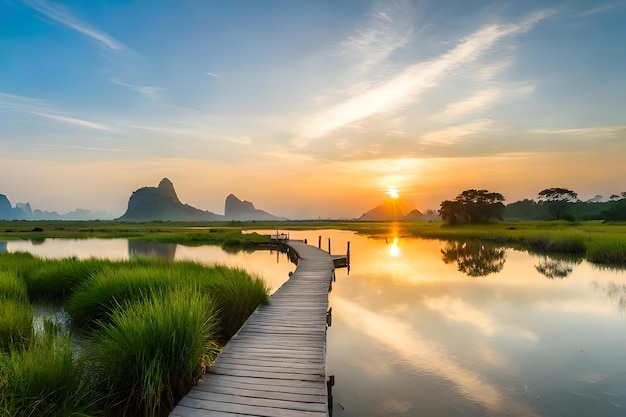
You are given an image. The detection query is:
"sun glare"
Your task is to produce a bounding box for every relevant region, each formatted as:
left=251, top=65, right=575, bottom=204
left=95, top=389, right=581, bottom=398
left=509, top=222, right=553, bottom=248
left=386, top=188, right=400, bottom=199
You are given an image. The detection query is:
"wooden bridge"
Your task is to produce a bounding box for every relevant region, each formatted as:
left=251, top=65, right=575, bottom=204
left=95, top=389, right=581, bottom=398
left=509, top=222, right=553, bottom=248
left=170, top=240, right=334, bottom=417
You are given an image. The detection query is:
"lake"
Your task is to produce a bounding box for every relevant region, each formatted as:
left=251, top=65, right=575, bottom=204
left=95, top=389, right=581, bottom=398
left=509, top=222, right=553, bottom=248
left=3, top=230, right=626, bottom=417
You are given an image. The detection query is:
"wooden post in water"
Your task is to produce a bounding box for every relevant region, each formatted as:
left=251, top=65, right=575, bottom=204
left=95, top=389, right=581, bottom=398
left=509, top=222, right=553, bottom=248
left=347, top=241, right=351, bottom=266
left=328, top=238, right=331, bottom=254
left=318, top=235, right=322, bottom=249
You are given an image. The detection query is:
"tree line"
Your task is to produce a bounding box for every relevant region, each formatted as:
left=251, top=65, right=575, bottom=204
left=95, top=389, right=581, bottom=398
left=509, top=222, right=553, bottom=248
left=439, top=187, right=626, bottom=224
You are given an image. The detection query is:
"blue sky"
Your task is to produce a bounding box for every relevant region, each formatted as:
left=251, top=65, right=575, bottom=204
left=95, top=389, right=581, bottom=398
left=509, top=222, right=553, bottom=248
left=1, top=0, right=625, bottom=218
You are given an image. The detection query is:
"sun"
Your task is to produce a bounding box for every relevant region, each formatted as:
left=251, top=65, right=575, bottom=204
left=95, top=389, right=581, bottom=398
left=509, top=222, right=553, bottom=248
left=386, top=188, right=400, bottom=199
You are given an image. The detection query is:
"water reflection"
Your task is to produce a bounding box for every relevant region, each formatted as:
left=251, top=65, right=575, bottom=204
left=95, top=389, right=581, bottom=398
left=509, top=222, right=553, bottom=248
left=0, top=241, right=6, bottom=253
left=592, top=280, right=626, bottom=313
left=441, top=241, right=506, bottom=277
left=128, top=241, right=177, bottom=260
left=534, top=255, right=582, bottom=279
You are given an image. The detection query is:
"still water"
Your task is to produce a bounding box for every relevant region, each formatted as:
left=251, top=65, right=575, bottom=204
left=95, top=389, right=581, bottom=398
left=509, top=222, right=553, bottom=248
left=3, top=231, right=626, bottom=416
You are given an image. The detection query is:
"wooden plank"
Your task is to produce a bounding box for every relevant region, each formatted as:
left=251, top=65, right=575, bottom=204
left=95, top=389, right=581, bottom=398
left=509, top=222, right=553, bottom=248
left=169, top=240, right=332, bottom=417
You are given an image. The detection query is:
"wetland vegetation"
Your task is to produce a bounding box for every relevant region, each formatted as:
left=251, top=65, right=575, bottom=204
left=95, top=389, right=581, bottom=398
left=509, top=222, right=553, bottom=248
left=0, top=253, right=268, bottom=417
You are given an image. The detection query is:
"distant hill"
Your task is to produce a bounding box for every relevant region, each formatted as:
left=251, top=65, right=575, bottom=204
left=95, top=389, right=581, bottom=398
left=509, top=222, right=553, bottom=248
left=224, top=194, right=284, bottom=221
left=359, top=198, right=411, bottom=221
left=118, top=178, right=223, bottom=222
left=0, top=193, right=113, bottom=220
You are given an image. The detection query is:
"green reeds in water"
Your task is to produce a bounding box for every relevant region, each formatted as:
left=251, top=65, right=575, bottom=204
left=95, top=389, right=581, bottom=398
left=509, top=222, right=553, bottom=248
left=206, top=265, right=269, bottom=340
left=66, top=264, right=183, bottom=327
left=94, top=290, right=218, bottom=417
left=0, top=299, right=33, bottom=351
left=586, top=239, right=626, bottom=264
left=24, top=257, right=111, bottom=301
left=0, top=271, right=33, bottom=350
left=0, top=332, right=100, bottom=417
left=526, top=234, right=586, bottom=254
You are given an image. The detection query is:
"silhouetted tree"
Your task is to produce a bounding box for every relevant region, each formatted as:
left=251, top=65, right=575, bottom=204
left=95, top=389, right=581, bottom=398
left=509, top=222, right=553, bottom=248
left=441, top=241, right=506, bottom=277
left=610, top=194, right=621, bottom=201
left=537, top=187, right=578, bottom=220
left=439, top=189, right=505, bottom=224
left=534, top=256, right=581, bottom=279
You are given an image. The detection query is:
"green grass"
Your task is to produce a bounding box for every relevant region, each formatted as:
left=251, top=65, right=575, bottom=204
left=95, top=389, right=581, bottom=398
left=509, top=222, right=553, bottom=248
left=0, top=251, right=270, bottom=417
left=0, top=271, right=28, bottom=302
left=66, top=259, right=269, bottom=339
left=24, top=258, right=111, bottom=301
left=0, top=299, right=33, bottom=351
left=586, top=239, right=626, bottom=264
left=1, top=333, right=99, bottom=417
left=94, top=290, right=218, bottom=417
left=204, top=266, right=270, bottom=340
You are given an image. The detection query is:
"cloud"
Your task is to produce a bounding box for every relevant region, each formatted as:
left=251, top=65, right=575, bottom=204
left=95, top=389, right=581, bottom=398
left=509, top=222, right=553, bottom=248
left=298, top=10, right=553, bottom=143
left=206, top=72, right=220, bottom=79
left=434, top=89, right=503, bottom=121
left=110, top=79, right=161, bottom=99
left=21, top=0, right=125, bottom=51
left=1, top=91, right=114, bottom=131
left=0, top=91, right=49, bottom=112
left=127, top=124, right=251, bottom=145
left=531, top=126, right=626, bottom=138
left=27, top=111, right=115, bottom=131
left=434, top=85, right=534, bottom=122
left=333, top=0, right=414, bottom=75
left=420, top=119, right=494, bottom=145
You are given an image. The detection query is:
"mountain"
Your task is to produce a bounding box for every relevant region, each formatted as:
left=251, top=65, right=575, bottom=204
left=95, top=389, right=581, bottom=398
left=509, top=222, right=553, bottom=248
left=359, top=198, right=411, bottom=221
left=403, top=209, right=425, bottom=220
left=118, top=178, right=223, bottom=222
left=224, top=194, right=284, bottom=221
left=0, top=195, right=12, bottom=219
left=0, top=193, right=113, bottom=220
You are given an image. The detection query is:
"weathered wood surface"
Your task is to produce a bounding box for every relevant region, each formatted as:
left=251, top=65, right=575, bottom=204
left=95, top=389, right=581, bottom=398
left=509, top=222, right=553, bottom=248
left=170, top=240, right=333, bottom=417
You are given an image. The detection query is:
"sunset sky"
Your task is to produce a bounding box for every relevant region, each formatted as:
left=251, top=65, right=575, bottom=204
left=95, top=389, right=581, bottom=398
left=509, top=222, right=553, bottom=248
left=1, top=0, right=625, bottom=219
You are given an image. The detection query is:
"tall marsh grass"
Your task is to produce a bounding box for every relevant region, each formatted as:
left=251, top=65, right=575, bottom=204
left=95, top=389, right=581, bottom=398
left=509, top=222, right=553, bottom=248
left=24, top=258, right=110, bottom=301
left=95, top=290, right=218, bottom=417
left=1, top=333, right=99, bottom=417
left=586, top=239, right=626, bottom=264
left=0, top=299, right=33, bottom=351
left=0, top=251, right=270, bottom=416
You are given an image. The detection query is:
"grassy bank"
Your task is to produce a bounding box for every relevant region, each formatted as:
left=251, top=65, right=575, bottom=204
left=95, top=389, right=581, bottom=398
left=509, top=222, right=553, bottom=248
left=0, top=253, right=269, bottom=417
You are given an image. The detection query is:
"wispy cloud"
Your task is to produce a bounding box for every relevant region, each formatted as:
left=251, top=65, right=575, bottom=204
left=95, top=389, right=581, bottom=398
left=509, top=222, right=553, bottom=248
left=28, top=111, right=114, bottom=131
left=531, top=126, right=626, bottom=138
left=206, top=72, right=220, bottom=79
left=110, top=79, right=161, bottom=99
left=434, top=89, right=503, bottom=121
left=298, top=10, right=553, bottom=143
left=1, top=91, right=115, bottom=131
left=128, top=124, right=251, bottom=145
left=21, top=0, right=125, bottom=51
left=435, top=85, right=534, bottom=122
left=575, top=3, right=624, bottom=18
left=421, top=119, right=494, bottom=145
left=333, top=0, right=415, bottom=75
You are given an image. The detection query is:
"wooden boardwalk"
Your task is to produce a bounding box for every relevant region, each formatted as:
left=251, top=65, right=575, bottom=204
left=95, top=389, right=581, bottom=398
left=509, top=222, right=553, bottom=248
left=170, top=240, right=333, bottom=417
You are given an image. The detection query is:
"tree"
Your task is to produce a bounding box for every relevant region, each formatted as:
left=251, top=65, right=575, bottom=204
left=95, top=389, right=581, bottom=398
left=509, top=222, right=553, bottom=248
left=439, top=189, right=505, bottom=224
left=537, top=188, right=578, bottom=220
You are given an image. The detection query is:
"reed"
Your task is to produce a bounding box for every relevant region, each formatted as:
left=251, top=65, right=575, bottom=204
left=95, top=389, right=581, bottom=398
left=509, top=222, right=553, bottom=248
left=0, top=271, right=28, bottom=302
left=526, top=234, right=586, bottom=254
left=0, top=333, right=100, bottom=417
left=0, top=299, right=33, bottom=351
left=23, top=258, right=110, bottom=301
left=94, top=290, right=218, bottom=417
left=66, top=265, right=173, bottom=327
left=206, top=265, right=270, bottom=340
left=586, top=239, right=626, bottom=265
